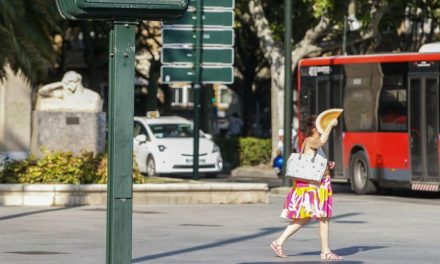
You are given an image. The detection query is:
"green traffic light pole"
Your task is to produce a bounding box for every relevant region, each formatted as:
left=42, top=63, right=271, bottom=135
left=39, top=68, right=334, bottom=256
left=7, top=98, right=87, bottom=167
left=282, top=0, right=293, bottom=187
left=192, top=0, right=203, bottom=180
left=106, top=21, right=137, bottom=264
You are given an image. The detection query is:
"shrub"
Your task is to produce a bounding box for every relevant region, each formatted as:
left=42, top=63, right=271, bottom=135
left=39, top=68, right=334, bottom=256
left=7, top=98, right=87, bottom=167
left=214, top=137, right=240, bottom=171
left=239, top=137, right=272, bottom=166
left=0, top=150, right=144, bottom=184
left=214, top=137, right=271, bottom=170
left=94, top=153, right=144, bottom=184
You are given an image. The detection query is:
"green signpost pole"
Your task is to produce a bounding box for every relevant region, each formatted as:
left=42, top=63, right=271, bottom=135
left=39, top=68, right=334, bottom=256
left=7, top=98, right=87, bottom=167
left=107, top=21, right=137, bottom=264
left=282, top=0, right=292, bottom=186
left=192, top=0, right=203, bottom=180
left=55, top=2, right=190, bottom=264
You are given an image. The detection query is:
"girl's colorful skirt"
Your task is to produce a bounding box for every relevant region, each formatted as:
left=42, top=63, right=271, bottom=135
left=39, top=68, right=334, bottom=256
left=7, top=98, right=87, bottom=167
left=280, top=175, right=333, bottom=220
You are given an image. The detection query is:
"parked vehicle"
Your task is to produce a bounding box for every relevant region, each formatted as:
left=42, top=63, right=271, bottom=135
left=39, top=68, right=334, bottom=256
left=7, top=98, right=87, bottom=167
left=133, top=116, right=223, bottom=177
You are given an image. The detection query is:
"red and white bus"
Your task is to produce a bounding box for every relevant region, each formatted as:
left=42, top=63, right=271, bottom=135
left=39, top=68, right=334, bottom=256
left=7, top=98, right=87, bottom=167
left=297, top=53, right=440, bottom=194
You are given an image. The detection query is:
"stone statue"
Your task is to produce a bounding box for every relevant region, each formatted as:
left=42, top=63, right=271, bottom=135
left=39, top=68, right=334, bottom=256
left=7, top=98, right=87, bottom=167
left=36, top=71, right=102, bottom=112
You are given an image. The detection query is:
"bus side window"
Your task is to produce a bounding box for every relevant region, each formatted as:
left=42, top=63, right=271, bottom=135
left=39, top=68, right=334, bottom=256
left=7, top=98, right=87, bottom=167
left=378, top=77, right=407, bottom=132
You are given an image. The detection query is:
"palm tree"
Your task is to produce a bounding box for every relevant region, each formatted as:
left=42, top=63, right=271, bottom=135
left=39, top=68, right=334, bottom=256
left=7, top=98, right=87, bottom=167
left=0, top=0, right=60, bottom=84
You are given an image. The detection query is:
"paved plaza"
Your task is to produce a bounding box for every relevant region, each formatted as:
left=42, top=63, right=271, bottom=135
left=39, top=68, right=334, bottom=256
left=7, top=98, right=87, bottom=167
left=1, top=185, right=440, bottom=264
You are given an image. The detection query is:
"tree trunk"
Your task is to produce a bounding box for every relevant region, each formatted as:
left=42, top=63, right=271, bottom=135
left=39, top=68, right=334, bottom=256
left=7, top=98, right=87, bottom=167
left=248, top=0, right=284, bottom=158
left=249, top=0, right=331, bottom=157
left=146, top=59, right=161, bottom=113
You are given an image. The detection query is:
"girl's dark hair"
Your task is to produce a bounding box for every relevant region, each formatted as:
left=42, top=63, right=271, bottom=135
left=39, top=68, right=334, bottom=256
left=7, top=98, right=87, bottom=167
left=305, top=115, right=317, bottom=137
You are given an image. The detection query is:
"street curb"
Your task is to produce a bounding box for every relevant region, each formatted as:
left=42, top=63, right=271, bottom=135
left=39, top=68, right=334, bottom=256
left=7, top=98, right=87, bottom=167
left=0, top=183, right=269, bottom=206
left=231, top=166, right=278, bottom=178
left=270, top=186, right=291, bottom=196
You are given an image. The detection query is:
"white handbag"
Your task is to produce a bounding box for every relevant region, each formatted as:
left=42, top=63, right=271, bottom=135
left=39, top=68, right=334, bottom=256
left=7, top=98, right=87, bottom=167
left=285, top=140, right=327, bottom=183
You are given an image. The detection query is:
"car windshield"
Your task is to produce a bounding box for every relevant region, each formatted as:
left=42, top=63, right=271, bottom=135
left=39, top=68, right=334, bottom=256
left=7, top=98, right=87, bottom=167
left=149, top=123, right=193, bottom=138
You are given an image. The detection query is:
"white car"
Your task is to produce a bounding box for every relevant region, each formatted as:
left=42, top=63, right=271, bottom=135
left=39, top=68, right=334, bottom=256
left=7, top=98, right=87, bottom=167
left=133, top=116, right=223, bottom=177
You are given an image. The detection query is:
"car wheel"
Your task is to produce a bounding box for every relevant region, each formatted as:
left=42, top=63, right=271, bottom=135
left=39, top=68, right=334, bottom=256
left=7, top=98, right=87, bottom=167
left=146, top=156, right=156, bottom=177
left=350, top=151, right=377, bottom=195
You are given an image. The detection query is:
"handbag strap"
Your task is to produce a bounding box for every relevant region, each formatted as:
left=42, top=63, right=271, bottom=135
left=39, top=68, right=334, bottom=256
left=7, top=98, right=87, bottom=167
left=299, top=138, right=307, bottom=155
left=299, top=138, right=318, bottom=162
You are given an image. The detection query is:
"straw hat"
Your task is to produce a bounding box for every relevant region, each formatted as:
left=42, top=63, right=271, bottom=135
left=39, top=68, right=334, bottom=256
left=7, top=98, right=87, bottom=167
left=315, top=108, right=343, bottom=134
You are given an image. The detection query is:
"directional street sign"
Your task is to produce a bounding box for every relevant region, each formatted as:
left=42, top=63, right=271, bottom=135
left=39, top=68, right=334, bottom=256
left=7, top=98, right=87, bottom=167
left=161, top=47, right=234, bottom=65
left=56, top=0, right=189, bottom=20
left=189, top=0, right=234, bottom=9
left=161, top=66, right=233, bottom=84
left=163, top=10, right=234, bottom=27
left=162, top=28, right=234, bottom=46
left=161, top=0, right=234, bottom=181
left=161, top=0, right=235, bottom=84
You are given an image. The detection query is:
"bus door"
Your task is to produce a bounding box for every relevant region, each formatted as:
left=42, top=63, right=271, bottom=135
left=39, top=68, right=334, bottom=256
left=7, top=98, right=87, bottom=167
left=316, top=74, right=344, bottom=178
left=408, top=74, right=439, bottom=183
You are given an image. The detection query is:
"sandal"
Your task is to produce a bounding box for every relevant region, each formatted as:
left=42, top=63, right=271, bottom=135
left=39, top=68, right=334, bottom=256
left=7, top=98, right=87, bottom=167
left=320, top=251, right=344, bottom=261
left=270, top=241, right=288, bottom=258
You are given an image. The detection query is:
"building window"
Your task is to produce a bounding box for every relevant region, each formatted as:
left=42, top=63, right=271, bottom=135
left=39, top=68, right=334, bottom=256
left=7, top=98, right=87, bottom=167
left=171, top=85, right=193, bottom=107
left=218, top=85, right=232, bottom=108
left=186, top=86, right=194, bottom=104
left=171, top=87, right=184, bottom=105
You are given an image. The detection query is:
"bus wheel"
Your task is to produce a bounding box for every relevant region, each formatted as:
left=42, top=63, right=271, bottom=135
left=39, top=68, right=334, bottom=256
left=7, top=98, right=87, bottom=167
left=350, top=151, right=377, bottom=195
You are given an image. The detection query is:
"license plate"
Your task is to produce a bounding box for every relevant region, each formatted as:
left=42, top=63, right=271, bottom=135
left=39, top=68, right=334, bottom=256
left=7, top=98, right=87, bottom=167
left=185, top=159, right=205, bottom=164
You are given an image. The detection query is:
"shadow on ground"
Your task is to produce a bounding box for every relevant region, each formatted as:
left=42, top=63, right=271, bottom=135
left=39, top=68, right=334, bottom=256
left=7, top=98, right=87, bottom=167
left=0, top=207, right=75, bottom=221
left=239, top=246, right=384, bottom=264
left=132, top=213, right=361, bottom=263
left=239, top=261, right=363, bottom=264
left=297, top=245, right=387, bottom=257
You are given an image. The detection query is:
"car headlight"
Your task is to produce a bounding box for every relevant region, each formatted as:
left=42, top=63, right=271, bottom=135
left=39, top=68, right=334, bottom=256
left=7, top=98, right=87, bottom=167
left=217, top=158, right=223, bottom=170
left=212, top=144, right=220, bottom=153
left=157, top=145, right=167, bottom=152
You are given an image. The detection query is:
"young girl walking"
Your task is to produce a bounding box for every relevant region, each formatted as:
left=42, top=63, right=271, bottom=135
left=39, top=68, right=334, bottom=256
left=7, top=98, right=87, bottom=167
left=270, top=115, right=344, bottom=261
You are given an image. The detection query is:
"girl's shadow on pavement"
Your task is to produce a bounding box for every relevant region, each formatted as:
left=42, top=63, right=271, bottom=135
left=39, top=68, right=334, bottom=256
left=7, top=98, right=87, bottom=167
left=239, top=259, right=364, bottom=264
left=239, top=246, right=385, bottom=264
left=297, top=245, right=387, bottom=257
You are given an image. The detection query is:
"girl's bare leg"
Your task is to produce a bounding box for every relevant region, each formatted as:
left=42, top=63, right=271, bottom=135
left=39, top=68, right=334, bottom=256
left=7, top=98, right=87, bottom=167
left=319, top=217, right=343, bottom=260
left=270, top=218, right=310, bottom=258
left=276, top=218, right=310, bottom=245
left=318, top=217, right=331, bottom=253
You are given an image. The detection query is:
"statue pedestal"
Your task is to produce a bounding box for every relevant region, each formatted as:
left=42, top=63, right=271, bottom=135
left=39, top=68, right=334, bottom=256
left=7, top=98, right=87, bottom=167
left=31, top=111, right=106, bottom=157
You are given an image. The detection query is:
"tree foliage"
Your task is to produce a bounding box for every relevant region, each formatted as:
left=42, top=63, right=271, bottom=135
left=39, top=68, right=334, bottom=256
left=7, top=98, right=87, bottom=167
left=238, top=0, right=440, bottom=156
left=2, top=0, right=440, bottom=147
left=0, top=0, right=60, bottom=84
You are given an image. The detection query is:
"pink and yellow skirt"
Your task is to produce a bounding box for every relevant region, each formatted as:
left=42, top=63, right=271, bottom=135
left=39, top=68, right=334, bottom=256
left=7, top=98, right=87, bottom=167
left=280, top=175, right=333, bottom=220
